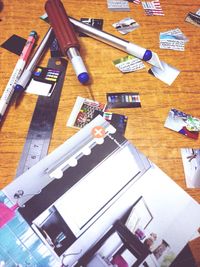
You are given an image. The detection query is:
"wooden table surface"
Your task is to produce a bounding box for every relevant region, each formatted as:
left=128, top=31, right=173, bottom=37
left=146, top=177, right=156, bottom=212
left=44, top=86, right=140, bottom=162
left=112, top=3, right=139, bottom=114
left=0, top=0, right=200, bottom=265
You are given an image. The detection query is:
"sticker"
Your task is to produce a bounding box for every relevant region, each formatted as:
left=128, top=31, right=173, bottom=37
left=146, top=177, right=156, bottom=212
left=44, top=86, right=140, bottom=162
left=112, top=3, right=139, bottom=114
left=1, top=34, right=27, bottom=55
left=67, top=96, right=107, bottom=129
left=107, top=0, right=130, bottom=11
left=107, top=92, right=141, bottom=108
left=164, top=108, right=199, bottom=139
left=33, top=67, right=61, bottom=82
left=181, top=148, right=200, bottom=188
left=26, top=66, right=61, bottom=96
left=79, top=18, right=104, bottom=37
left=112, top=17, right=139, bottom=35
left=148, top=61, right=180, bottom=86
left=93, top=110, right=128, bottom=135
left=113, top=55, right=145, bottom=73
left=141, top=0, right=164, bottom=16
left=159, top=28, right=188, bottom=51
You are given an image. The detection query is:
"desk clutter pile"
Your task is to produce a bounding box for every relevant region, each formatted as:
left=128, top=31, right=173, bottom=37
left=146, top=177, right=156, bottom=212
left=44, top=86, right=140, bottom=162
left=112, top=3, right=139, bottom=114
left=0, top=0, right=200, bottom=266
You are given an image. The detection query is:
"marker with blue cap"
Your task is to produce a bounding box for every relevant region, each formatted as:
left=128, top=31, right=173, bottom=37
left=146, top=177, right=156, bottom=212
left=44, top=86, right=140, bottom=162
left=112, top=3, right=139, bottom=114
left=68, top=16, right=163, bottom=70
left=45, top=0, right=89, bottom=84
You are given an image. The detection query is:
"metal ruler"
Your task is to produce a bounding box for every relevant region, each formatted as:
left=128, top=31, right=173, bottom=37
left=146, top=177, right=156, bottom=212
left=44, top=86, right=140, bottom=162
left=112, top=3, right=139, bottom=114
left=15, top=57, right=68, bottom=178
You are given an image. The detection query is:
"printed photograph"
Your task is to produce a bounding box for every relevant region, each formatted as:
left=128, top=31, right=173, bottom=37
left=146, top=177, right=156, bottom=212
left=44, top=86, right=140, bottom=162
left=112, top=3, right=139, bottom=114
left=112, top=17, right=139, bottom=34
left=181, top=148, right=200, bottom=188
left=164, top=108, right=200, bottom=139
left=1, top=116, right=200, bottom=266
left=67, top=96, right=107, bottom=129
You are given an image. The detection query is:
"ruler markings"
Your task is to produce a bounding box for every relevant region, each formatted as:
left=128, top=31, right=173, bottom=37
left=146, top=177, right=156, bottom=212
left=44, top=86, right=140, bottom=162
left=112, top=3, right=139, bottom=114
left=15, top=57, right=68, bottom=178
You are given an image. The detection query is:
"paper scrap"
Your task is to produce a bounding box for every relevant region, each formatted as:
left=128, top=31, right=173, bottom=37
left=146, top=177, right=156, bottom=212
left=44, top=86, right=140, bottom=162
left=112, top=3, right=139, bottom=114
left=26, top=67, right=61, bottom=96
left=113, top=55, right=145, bottom=73
left=127, top=0, right=141, bottom=4
left=164, top=108, right=199, bottom=140
left=141, top=0, right=164, bottom=16
left=106, top=92, right=141, bottom=108
left=181, top=148, right=200, bottom=188
left=0, top=34, right=26, bottom=56
left=185, top=12, right=200, bottom=27
left=148, top=61, right=180, bottom=86
left=196, top=8, right=200, bottom=16
left=112, top=17, right=140, bottom=34
left=159, top=28, right=188, bottom=51
left=132, top=0, right=141, bottom=4
left=107, top=0, right=130, bottom=11
left=67, top=96, right=107, bottom=129
left=79, top=18, right=104, bottom=37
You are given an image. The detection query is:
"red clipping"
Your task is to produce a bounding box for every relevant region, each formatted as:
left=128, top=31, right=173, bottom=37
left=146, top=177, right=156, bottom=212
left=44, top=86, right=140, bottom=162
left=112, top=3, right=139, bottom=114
left=45, top=0, right=79, bottom=54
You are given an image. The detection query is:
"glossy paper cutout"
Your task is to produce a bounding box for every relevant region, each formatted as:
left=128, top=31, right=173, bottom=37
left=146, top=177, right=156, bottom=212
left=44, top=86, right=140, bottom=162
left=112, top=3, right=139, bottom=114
left=164, top=108, right=199, bottom=139
left=181, top=148, right=200, bottom=188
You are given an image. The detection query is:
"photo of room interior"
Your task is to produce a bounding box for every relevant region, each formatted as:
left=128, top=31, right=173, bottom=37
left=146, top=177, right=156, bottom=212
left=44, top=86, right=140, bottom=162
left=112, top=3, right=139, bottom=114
left=1, top=117, right=200, bottom=267
left=76, top=196, right=175, bottom=267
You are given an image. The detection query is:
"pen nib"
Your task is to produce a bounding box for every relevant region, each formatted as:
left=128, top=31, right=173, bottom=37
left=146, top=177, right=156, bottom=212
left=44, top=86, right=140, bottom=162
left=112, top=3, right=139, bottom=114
left=147, top=52, right=163, bottom=70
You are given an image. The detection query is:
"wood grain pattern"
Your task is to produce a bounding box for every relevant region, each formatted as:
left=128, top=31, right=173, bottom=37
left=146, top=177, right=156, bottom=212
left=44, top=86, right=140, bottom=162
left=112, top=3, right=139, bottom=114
left=0, top=0, right=200, bottom=264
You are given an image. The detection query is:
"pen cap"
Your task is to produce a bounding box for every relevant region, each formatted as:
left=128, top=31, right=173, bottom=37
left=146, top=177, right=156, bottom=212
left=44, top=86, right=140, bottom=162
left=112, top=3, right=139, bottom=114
left=45, top=0, right=79, bottom=55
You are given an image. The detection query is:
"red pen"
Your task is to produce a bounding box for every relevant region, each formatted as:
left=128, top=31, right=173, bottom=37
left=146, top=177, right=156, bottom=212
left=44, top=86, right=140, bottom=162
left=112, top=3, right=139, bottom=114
left=0, top=31, right=37, bottom=122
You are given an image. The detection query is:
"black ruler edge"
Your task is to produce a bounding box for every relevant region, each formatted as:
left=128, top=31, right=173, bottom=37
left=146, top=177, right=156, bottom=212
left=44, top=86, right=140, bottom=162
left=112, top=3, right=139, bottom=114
left=15, top=57, right=68, bottom=178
